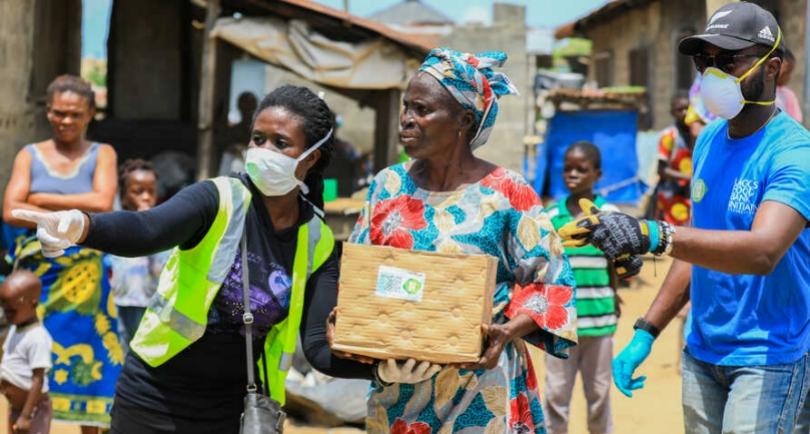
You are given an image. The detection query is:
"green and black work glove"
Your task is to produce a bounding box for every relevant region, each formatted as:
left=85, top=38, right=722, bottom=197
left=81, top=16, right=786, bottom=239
left=558, top=199, right=671, bottom=277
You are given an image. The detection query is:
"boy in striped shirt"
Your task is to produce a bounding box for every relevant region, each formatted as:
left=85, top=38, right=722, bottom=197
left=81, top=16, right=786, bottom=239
left=543, top=141, right=619, bottom=434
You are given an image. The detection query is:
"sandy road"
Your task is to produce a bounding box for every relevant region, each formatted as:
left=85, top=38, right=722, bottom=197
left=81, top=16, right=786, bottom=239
left=39, top=257, right=683, bottom=434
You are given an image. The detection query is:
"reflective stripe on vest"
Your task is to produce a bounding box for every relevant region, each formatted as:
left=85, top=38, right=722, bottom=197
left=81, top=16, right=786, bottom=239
left=146, top=291, right=200, bottom=341
left=263, top=216, right=333, bottom=405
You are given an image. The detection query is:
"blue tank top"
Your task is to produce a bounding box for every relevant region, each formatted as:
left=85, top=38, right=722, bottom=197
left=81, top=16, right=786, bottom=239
left=27, top=142, right=99, bottom=195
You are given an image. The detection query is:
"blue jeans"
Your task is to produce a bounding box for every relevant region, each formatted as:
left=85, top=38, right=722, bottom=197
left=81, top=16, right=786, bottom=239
left=796, top=392, right=810, bottom=432
left=682, top=349, right=810, bottom=434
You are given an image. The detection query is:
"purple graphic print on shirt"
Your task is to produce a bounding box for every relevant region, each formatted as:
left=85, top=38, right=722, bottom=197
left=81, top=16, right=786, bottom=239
left=208, top=250, right=291, bottom=336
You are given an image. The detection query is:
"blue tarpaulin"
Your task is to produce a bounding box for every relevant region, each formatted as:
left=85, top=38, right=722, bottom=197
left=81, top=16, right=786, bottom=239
left=531, top=110, right=646, bottom=204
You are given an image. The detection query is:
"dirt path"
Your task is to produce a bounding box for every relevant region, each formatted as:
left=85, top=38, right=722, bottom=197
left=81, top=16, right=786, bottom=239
left=41, top=258, right=684, bottom=434
left=531, top=255, right=685, bottom=434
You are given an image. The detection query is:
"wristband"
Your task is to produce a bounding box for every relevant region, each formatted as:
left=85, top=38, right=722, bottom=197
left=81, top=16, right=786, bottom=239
left=651, top=221, right=673, bottom=256
left=633, top=317, right=661, bottom=339
left=646, top=220, right=660, bottom=254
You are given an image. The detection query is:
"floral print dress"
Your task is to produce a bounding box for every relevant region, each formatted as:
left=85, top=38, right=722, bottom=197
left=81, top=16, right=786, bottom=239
left=349, top=162, right=577, bottom=434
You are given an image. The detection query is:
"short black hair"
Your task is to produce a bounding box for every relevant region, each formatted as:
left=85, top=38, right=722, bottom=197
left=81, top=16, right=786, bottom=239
left=253, top=85, right=335, bottom=208
left=47, top=75, right=95, bottom=110
left=566, top=140, right=602, bottom=170
left=119, top=159, right=156, bottom=199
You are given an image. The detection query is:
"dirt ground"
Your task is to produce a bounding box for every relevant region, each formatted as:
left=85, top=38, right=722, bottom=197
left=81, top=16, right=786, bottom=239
left=36, top=257, right=682, bottom=434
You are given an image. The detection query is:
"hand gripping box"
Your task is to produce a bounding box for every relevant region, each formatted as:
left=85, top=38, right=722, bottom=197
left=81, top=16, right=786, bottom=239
left=332, top=243, right=498, bottom=364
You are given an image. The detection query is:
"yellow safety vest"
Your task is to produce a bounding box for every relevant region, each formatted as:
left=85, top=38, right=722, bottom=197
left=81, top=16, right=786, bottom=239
left=130, top=177, right=334, bottom=405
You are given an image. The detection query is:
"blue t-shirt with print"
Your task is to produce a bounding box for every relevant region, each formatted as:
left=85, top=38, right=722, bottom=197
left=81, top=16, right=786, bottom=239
left=688, top=111, right=810, bottom=366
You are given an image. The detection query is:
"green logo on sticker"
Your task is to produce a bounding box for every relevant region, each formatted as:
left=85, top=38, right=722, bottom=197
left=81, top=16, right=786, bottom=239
left=402, top=278, right=422, bottom=295
left=693, top=179, right=707, bottom=203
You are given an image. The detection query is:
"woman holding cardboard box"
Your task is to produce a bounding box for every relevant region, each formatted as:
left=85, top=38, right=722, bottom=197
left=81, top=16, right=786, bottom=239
left=349, top=48, right=577, bottom=434
left=13, top=85, right=374, bottom=433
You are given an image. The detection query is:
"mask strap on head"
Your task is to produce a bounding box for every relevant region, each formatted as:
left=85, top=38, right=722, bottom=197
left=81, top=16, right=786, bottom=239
left=295, top=128, right=333, bottom=195
left=737, top=27, right=782, bottom=106
left=297, top=128, right=333, bottom=162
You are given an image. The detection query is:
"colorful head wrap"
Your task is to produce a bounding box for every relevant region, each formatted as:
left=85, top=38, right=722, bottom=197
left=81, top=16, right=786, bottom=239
left=419, top=48, right=519, bottom=149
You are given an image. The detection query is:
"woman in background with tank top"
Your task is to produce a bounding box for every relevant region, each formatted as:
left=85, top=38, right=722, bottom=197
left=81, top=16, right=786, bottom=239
left=3, top=75, right=118, bottom=434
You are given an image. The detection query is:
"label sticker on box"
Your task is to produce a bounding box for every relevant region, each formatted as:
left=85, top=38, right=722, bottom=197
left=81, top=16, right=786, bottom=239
left=375, top=265, right=425, bottom=302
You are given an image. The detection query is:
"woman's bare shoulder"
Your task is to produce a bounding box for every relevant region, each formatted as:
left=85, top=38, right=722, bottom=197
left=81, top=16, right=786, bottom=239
left=96, top=143, right=117, bottom=155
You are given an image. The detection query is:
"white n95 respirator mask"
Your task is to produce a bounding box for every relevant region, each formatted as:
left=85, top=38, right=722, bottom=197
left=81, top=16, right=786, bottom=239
left=244, top=128, right=332, bottom=197
left=699, top=28, right=782, bottom=120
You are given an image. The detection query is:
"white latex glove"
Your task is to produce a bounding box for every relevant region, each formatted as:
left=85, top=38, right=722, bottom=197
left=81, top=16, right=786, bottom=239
left=377, top=359, right=441, bottom=384
left=11, top=209, right=87, bottom=257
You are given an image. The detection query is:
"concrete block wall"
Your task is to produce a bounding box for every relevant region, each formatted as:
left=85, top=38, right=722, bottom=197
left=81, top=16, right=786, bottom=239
left=586, top=0, right=706, bottom=131
left=438, top=3, right=529, bottom=173
left=0, top=1, right=38, bottom=202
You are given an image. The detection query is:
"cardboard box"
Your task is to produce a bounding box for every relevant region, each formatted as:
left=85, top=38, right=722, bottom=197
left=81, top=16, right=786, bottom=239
left=332, top=243, right=497, bottom=364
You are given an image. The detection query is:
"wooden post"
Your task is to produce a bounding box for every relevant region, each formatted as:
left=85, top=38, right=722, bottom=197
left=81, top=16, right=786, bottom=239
left=373, top=89, right=402, bottom=173
left=196, top=0, right=221, bottom=180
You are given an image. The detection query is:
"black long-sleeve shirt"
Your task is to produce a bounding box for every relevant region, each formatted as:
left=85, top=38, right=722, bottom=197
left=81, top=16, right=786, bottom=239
left=85, top=175, right=371, bottom=418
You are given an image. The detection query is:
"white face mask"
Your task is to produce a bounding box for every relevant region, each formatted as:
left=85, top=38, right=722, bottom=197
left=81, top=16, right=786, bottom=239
left=699, top=28, right=782, bottom=120
left=244, top=129, right=332, bottom=197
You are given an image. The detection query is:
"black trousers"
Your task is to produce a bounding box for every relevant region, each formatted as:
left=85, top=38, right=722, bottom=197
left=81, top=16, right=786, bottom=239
left=110, top=332, right=262, bottom=434
left=110, top=400, right=241, bottom=434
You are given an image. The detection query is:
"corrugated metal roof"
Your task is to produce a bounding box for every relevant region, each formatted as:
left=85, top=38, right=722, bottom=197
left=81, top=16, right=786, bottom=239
left=202, top=0, right=436, bottom=54
left=369, top=0, right=453, bottom=26
left=276, top=0, right=436, bottom=52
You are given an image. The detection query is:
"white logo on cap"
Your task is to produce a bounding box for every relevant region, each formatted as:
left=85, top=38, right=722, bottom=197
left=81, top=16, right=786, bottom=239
left=709, top=10, right=733, bottom=25
left=758, top=26, right=774, bottom=41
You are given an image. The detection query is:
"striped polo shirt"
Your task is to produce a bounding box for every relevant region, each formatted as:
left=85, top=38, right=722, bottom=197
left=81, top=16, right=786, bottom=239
left=548, top=195, right=618, bottom=337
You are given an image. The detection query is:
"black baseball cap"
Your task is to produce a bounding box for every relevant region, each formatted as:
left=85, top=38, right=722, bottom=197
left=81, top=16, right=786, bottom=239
left=679, top=1, right=783, bottom=55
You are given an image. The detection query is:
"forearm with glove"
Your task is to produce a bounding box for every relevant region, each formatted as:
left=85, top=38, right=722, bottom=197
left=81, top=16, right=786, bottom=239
left=558, top=198, right=675, bottom=261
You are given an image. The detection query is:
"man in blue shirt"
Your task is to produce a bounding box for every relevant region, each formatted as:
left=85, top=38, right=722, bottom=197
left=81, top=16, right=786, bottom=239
left=559, top=3, right=810, bottom=433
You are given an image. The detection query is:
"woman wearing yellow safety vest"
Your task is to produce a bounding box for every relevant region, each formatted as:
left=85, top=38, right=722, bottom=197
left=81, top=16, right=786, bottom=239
left=13, top=85, right=373, bottom=433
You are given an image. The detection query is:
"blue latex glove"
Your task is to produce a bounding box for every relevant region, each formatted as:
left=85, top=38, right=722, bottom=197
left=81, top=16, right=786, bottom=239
left=612, top=328, right=654, bottom=397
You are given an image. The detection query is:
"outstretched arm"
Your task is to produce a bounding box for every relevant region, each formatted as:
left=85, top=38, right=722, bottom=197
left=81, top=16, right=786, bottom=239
left=561, top=200, right=806, bottom=275
left=668, top=201, right=805, bottom=275
left=81, top=180, right=218, bottom=256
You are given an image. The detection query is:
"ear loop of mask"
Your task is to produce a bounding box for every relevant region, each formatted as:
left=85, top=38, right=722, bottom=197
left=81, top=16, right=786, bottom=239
left=296, top=128, right=333, bottom=195
left=298, top=128, right=333, bottom=162
left=736, top=27, right=782, bottom=106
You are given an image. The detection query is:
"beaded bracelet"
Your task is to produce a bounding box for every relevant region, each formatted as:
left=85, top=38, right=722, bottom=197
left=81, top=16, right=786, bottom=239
left=663, top=222, right=676, bottom=256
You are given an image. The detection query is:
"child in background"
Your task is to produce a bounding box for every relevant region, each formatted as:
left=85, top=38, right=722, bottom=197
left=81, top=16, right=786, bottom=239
left=544, top=141, right=619, bottom=434
left=108, top=160, right=170, bottom=347
left=0, top=270, right=53, bottom=434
